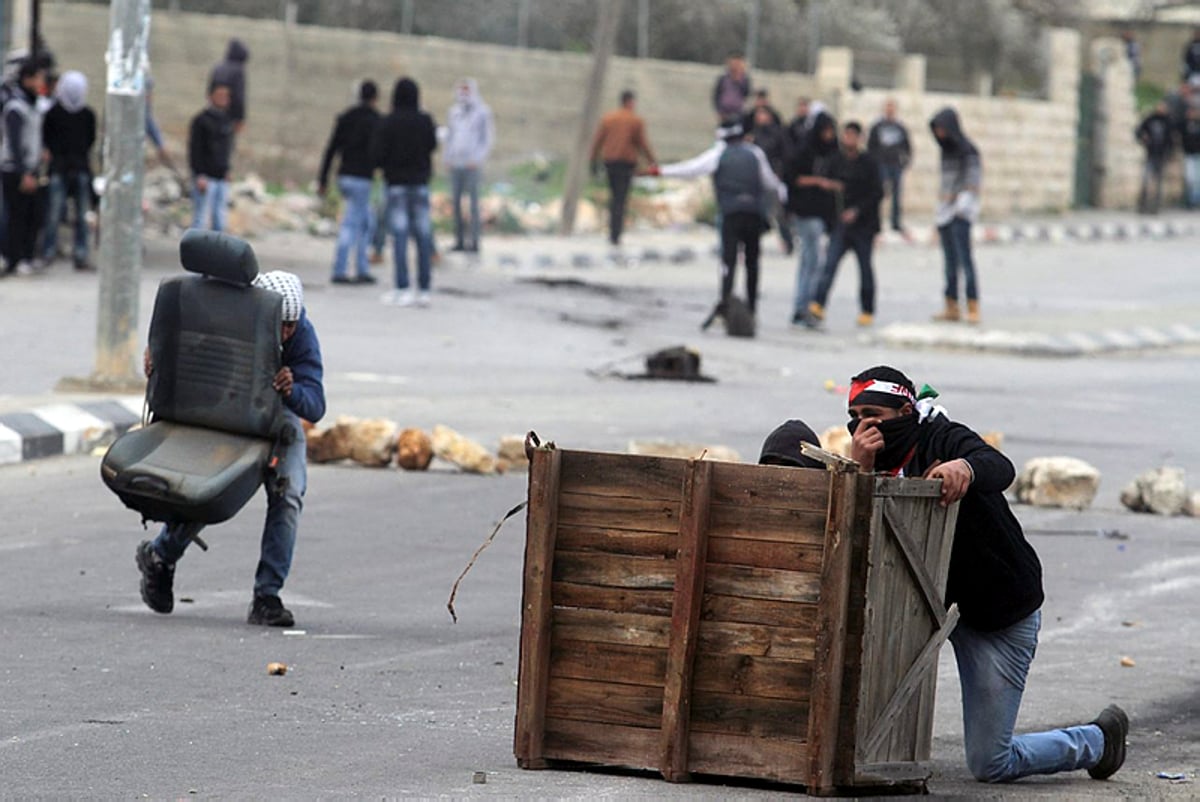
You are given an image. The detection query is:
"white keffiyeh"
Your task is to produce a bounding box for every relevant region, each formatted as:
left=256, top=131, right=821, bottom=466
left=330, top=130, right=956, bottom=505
left=252, top=270, right=303, bottom=322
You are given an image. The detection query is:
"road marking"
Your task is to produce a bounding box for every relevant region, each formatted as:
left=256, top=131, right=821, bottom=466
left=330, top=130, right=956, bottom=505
left=336, top=372, right=411, bottom=385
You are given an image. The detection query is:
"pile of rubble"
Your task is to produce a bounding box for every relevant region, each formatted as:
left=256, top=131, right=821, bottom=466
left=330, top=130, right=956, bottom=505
left=304, top=417, right=527, bottom=475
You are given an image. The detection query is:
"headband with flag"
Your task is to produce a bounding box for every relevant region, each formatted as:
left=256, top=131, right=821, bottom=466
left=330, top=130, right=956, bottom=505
left=848, top=378, right=915, bottom=408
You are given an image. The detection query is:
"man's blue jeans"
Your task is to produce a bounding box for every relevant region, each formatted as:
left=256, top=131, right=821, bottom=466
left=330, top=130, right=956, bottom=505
left=450, top=166, right=481, bottom=250
left=813, top=224, right=875, bottom=314
left=880, top=163, right=904, bottom=231
left=791, top=216, right=825, bottom=317
left=191, top=178, right=229, bottom=232
left=332, top=175, right=373, bottom=279
left=151, top=411, right=307, bottom=598
left=950, top=611, right=1104, bottom=782
left=938, top=217, right=977, bottom=302
left=387, top=184, right=433, bottom=291
left=1184, top=154, right=1200, bottom=208
left=44, top=170, right=90, bottom=262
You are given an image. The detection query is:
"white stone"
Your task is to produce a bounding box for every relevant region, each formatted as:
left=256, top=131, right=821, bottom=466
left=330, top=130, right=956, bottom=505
left=1120, top=467, right=1188, bottom=516
left=1013, top=457, right=1101, bottom=511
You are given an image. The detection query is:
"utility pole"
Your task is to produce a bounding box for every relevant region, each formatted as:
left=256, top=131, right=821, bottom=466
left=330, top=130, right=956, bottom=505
left=637, top=0, right=649, bottom=59
left=71, top=0, right=151, bottom=391
left=745, top=0, right=760, bottom=68
left=517, top=0, right=531, bottom=48
left=400, top=0, right=414, bottom=35
left=560, top=0, right=624, bottom=235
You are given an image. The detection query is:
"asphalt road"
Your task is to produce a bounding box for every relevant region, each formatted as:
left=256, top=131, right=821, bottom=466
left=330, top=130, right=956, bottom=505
left=1, top=225, right=1198, bottom=798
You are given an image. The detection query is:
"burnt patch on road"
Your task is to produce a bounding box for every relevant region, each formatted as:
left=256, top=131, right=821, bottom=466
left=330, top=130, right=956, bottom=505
left=558, top=312, right=626, bottom=331
left=518, top=277, right=623, bottom=298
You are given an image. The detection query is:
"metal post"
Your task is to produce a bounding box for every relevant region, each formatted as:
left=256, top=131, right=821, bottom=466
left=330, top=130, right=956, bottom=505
left=30, top=0, right=38, bottom=62
left=517, top=0, right=531, bottom=48
left=82, top=0, right=151, bottom=390
left=10, top=0, right=30, bottom=55
left=807, top=0, right=821, bottom=74
left=745, top=0, right=760, bottom=68
left=400, top=0, right=414, bottom=35
left=560, top=0, right=624, bottom=235
left=637, top=0, right=648, bottom=59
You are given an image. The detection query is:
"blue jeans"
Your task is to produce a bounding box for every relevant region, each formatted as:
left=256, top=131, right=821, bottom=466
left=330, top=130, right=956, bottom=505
left=332, top=175, right=373, bottom=279
left=151, top=412, right=308, bottom=597
left=191, top=178, right=229, bottom=232
left=44, top=171, right=90, bottom=262
left=387, top=184, right=433, bottom=291
left=791, top=216, right=825, bottom=316
left=880, top=163, right=904, bottom=230
left=450, top=166, right=481, bottom=250
left=1184, top=154, right=1200, bottom=208
left=950, top=611, right=1104, bottom=783
left=813, top=224, right=875, bottom=314
left=938, top=217, right=977, bottom=302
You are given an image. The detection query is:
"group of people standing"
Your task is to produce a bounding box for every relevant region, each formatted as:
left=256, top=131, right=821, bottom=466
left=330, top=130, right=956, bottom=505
left=0, top=54, right=98, bottom=277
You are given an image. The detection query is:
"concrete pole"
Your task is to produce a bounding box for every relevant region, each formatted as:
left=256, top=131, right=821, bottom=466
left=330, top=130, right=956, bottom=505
left=560, top=0, right=624, bottom=235
left=400, top=0, right=414, bottom=35
left=517, top=0, right=531, bottom=48
left=87, top=0, right=151, bottom=390
left=637, top=0, right=648, bottom=59
left=10, top=0, right=30, bottom=55
left=745, top=0, right=760, bottom=68
left=806, top=0, right=821, bottom=74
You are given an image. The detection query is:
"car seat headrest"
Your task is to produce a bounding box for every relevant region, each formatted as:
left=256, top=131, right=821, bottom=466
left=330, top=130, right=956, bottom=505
left=179, top=229, right=259, bottom=286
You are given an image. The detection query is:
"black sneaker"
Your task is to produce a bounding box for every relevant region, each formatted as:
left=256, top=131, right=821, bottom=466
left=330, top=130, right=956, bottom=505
left=1088, top=704, right=1129, bottom=779
left=330, top=275, right=355, bottom=285
left=136, top=540, right=174, bottom=614
left=247, top=595, right=295, bottom=627
left=353, top=273, right=377, bottom=285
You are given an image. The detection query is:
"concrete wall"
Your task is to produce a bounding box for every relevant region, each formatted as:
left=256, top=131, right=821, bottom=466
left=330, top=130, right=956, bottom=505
left=41, top=4, right=1141, bottom=216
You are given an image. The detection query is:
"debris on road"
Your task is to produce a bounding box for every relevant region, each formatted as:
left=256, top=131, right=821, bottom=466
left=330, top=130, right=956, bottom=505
left=1156, top=771, right=1190, bottom=782
left=396, top=428, right=434, bottom=471
left=1120, top=467, right=1189, bottom=515
left=627, top=440, right=739, bottom=463
left=447, top=499, right=529, bottom=623
left=472, top=771, right=487, bottom=784
left=1120, top=656, right=1136, bottom=667
left=267, top=662, right=288, bottom=676
left=433, top=425, right=502, bottom=475
left=1013, top=456, right=1101, bottom=510
left=497, top=435, right=530, bottom=472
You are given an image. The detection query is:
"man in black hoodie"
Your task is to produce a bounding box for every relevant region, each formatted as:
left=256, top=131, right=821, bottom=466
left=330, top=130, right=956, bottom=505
left=1, top=60, right=46, bottom=275
left=1136, top=101, right=1174, bottom=215
left=208, top=39, right=249, bottom=132
left=188, top=83, right=235, bottom=232
left=370, top=77, right=437, bottom=307
left=318, top=79, right=380, bottom=285
left=782, top=111, right=838, bottom=327
left=846, top=365, right=1128, bottom=785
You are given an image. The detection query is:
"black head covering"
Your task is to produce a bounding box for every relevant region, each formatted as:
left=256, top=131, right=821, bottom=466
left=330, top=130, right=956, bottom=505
left=393, top=77, right=419, bottom=110
left=759, top=420, right=824, bottom=469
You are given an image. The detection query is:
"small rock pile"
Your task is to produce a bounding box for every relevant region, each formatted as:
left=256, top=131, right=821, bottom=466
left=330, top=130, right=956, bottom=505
left=304, top=418, right=528, bottom=475
left=1120, top=467, right=1200, bottom=516
left=1013, top=456, right=1101, bottom=511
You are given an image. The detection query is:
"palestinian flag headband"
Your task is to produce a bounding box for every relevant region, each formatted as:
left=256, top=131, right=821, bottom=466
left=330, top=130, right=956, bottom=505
left=848, top=378, right=916, bottom=409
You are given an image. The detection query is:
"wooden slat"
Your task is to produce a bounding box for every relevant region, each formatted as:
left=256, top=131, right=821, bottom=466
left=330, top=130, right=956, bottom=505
left=702, top=595, right=819, bottom=629
left=872, top=476, right=943, bottom=498
left=553, top=551, right=676, bottom=590
left=557, top=491, right=680, bottom=533
left=542, top=716, right=659, bottom=769
left=882, top=498, right=947, bottom=629
left=660, top=460, right=713, bottom=781
left=706, top=536, right=823, bottom=573
left=854, top=761, right=932, bottom=785
left=687, top=731, right=809, bottom=784
left=708, top=461, right=832, bottom=510
left=514, top=447, right=562, bottom=768
left=552, top=582, right=674, bottom=616
left=696, top=620, right=815, bottom=661
left=693, top=653, right=813, bottom=700
left=550, top=639, right=667, bottom=687
left=805, top=471, right=862, bottom=794
left=555, top=524, right=677, bottom=557
left=558, top=449, right=686, bottom=500
left=547, top=677, right=663, bottom=728
left=834, top=475, right=876, bottom=785
left=707, top=504, right=828, bottom=544
left=689, top=690, right=809, bottom=739
left=553, top=607, right=672, bottom=649
left=705, top=564, right=821, bottom=603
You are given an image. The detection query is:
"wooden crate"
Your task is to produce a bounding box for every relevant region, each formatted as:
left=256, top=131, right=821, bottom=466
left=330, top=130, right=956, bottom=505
left=513, top=443, right=959, bottom=795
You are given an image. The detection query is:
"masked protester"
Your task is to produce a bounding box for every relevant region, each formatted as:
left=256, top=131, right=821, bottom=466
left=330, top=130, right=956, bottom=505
left=846, top=365, right=1127, bottom=785
left=758, top=419, right=824, bottom=469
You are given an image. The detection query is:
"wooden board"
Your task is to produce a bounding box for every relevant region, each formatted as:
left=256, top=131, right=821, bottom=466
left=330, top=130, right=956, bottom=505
left=557, top=450, right=687, bottom=500
left=557, top=491, right=681, bottom=533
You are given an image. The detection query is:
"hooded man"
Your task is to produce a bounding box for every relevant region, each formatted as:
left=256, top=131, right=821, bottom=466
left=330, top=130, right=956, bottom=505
left=930, top=107, right=982, bottom=324
left=845, top=365, right=1127, bottom=785
left=1136, top=101, right=1174, bottom=215
left=370, top=77, right=437, bottom=307
left=443, top=78, right=495, bottom=254
left=782, top=110, right=839, bottom=327
left=137, top=270, right=326, bottom=628
left=208, top=38, right=249, bottom=131
left=318, top=79, right=381, bottom=285
left=1, top=60, right=46, bottom=275
left=41, top=70, right=96, bottom=270
left=758, top=419, right=823, bottom=469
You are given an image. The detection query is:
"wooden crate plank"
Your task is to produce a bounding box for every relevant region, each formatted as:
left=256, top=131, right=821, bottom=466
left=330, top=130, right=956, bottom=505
left=547, top=677, right=664, bottom=729
left=834, top=475, right=876, bottom=785
left=660, top=460, right=713, bottom=781
left=693, top=653, right=813, bottom=700
left=805, top=471, right=862, bottom=794
left=882, top=498, right=948, bottom=628
left=872, top=476, right=942, bottom=498
left=553, top=551, right=676, bottom=590
left=702, top=595, right=819, bottom=629
left=687, top=731, right=810, bottom=784
left=555, top=524, right=678, bottom=558
left=707, top=503, right=828, bottom=545
left=558, top=449, right=687, bottom=500
left=552, top=582, right=674, bottom=616
left=542, top=716, right=659, bottom=769
left=705, top=563, right=822, bottom=603
left=557, top=491, right=680, bottom=534
left=553, top=607, right=672, bottom=649
left=550, top=639, right=667, bottom=687
left=689, top=690, right=809, bottom=739
left=706, top=536, right=823, bottom=573
left=708, top=461, right=832, bottom=510
left=514, top=447, right=563, bottom=768
left=696, top=620, right=815, bottom=661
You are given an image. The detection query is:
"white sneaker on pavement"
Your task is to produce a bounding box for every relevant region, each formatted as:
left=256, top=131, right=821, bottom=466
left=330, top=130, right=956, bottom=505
left=381, top=289, right=416, bottom=307
left=416, top=290, right=431, bottom=307
left=15, top=260, right=34, bottom=276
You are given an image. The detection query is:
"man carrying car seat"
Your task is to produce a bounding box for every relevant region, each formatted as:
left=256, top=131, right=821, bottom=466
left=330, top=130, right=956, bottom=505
left=136, top=270, right=325, bottom=627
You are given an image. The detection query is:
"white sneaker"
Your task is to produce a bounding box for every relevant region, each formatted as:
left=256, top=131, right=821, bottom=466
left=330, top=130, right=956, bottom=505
left=15, top=260, right=34, bottom=276
left=381, top=289, right=415, bottom=307
left=416, top=290, right=432, bottom=307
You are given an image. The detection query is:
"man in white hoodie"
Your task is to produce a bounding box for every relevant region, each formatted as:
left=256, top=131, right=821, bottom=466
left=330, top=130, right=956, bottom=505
left=443, top=78, right=494, bottom=254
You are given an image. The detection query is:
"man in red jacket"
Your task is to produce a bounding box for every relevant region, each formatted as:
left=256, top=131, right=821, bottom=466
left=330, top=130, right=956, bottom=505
left=846, top=365, right=1127, bottom=784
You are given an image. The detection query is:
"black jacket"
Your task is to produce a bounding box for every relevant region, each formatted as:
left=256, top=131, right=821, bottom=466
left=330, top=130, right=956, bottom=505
left=1182, top=115, right=1200, bottom=155
left=867, top=118, right=911, bottom=169
left=1184, top=38, right=1200, bottom=79
left=1137, top=111, right=1174, bottom=160
left=905, top=416, right=1044, bottom=632
left=782, top=111, right=838, bottom=228
left=208, top=39, right=249, bottom=123
left=830, top=149, right=883, bottom=235
left=188, top=106, right=235, bottom=180
left=318, top=103, right=380, bottom=186
left=371, top=79, right=437, bottom=186
left=43, top=103, right=96, bottom=176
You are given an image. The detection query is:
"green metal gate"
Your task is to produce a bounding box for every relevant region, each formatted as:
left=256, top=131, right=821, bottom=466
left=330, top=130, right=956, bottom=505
left=1073, top=72, right=1099, bottom=208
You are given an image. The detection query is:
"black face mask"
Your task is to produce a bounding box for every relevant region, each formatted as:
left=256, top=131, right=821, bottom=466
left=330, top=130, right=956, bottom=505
left=848, top=413, right=920, bottom=471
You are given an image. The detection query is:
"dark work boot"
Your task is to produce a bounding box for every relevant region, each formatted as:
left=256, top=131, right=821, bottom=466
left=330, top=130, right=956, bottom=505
left=247, top=594, right=295, bottom=627
left=136, top=540, right=175, bottom=614
left=1088, top=704, right=1129, bottom=780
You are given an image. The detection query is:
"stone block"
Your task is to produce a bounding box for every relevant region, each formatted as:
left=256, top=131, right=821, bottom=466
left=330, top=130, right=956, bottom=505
left=396, top=428, right=434, bottom=471
left=1013, top=456, right=1101, bottom=510
left=432, top=425, right=500, bottom=475
left=1120, top=467, right=1188, bottom=516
